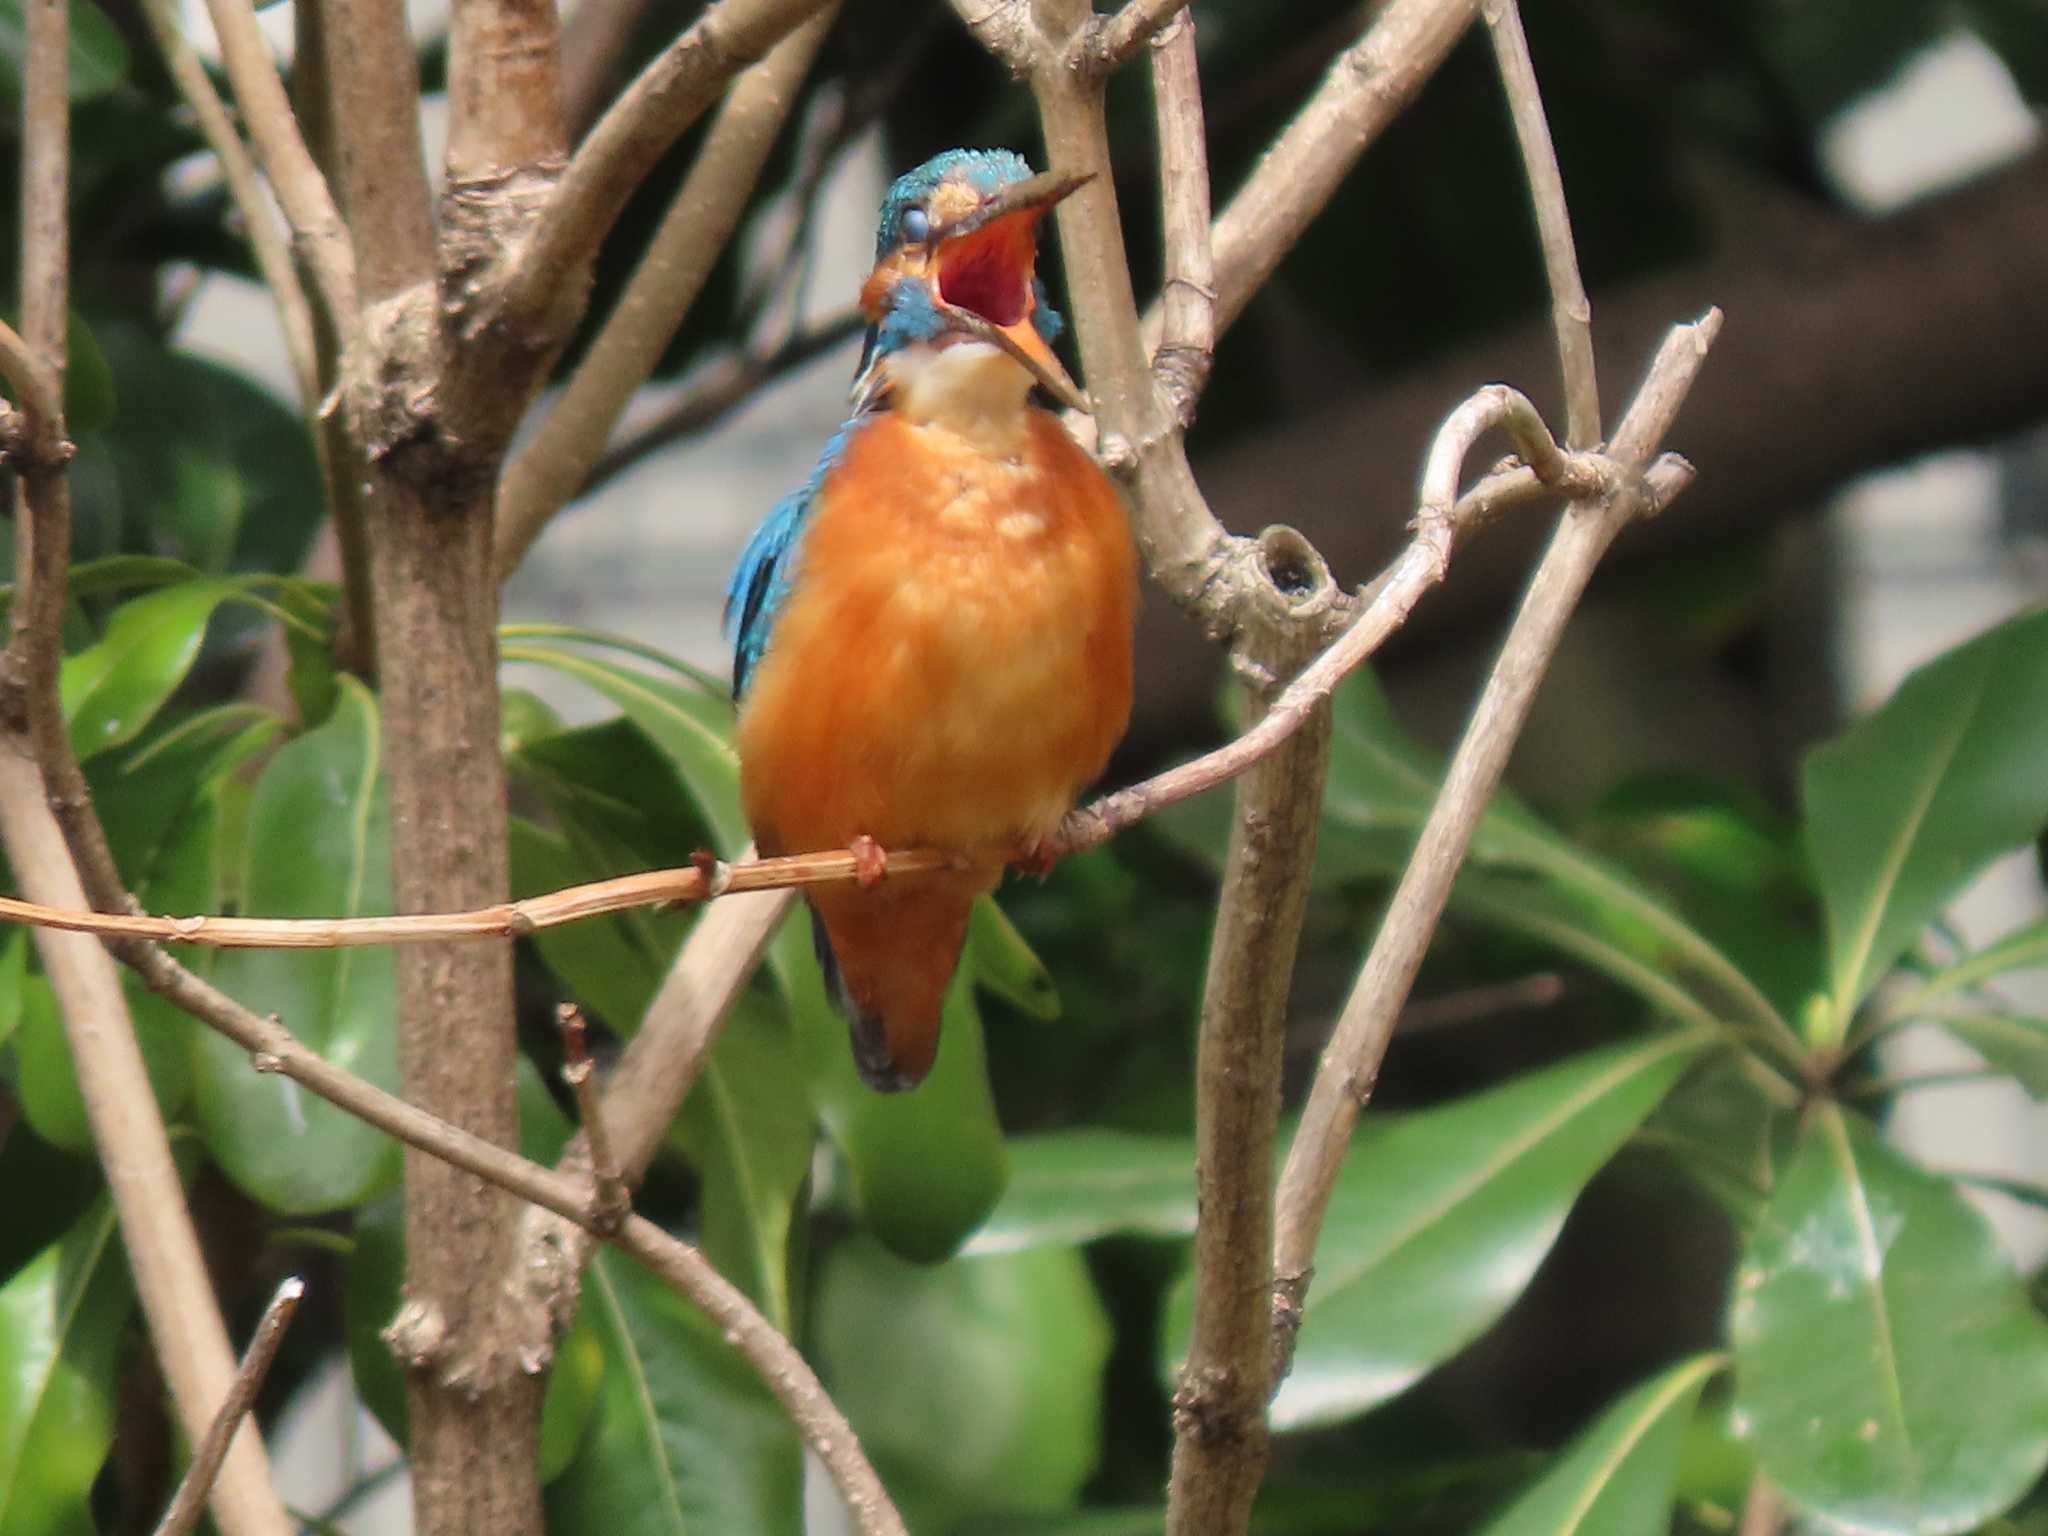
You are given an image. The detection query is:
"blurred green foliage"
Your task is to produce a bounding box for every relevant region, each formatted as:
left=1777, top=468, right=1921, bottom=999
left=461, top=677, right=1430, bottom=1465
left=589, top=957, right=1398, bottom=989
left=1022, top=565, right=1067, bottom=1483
left=0, top=1, right=2045, bottom=1533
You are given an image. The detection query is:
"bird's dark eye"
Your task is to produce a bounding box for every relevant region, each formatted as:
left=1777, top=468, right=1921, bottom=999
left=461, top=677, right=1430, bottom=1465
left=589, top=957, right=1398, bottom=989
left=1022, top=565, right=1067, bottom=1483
left=900, top=205, right=930, bottom=244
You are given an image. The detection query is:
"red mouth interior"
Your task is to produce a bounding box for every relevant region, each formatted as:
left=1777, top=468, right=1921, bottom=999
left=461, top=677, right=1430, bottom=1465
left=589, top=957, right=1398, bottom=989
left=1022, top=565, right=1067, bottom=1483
left=937, top=215, right=1036, bottom=328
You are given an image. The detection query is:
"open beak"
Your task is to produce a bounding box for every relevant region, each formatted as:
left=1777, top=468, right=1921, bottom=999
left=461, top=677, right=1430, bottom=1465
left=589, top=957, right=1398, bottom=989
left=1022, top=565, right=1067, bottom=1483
left=928, top=171, right=1093, bottom=412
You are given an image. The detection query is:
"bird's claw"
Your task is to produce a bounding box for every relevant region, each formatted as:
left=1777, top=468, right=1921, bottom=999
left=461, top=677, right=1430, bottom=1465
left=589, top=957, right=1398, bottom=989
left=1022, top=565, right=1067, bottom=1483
left=1013, top=839, right=1058, bottom=880
left=849, top=835, right=889, bottom=889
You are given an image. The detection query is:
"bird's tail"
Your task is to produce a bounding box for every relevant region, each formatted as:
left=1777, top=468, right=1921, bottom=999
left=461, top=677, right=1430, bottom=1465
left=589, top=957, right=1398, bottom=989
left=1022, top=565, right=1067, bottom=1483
left=808, top=873, right=991, bottom=1092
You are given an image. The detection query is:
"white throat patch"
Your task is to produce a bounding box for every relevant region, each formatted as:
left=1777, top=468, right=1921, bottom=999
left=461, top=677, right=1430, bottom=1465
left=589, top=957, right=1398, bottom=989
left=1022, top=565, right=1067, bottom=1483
left=890, top=340, right=1035, bottom=454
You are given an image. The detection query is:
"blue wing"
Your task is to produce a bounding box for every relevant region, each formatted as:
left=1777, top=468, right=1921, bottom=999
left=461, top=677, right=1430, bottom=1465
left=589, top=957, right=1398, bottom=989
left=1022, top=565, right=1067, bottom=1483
left=724, top=420, right=861, bottom=698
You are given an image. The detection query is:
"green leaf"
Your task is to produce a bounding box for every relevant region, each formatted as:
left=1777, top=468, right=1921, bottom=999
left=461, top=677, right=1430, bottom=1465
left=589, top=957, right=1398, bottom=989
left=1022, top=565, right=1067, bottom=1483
left=62, top=312, right=114, bottom=435
left=967, top=898, right=1061, bottom=1021
left=0, top=1201, right=133, bottom=1536
left=196, top=679, right=402, bottom=1213
left=1306, top=672, right=1794, bottom=1055
left=815, top=1237, right=1111, bottom=1531
left=1805, top=608, right=2048, bottom=1020
left=1934, top=1012, right=2048, bottom=1098
left=965, top=1130, right=1195, bottom=1255
left=1730, top=1104, right=2048, bottom=1534
left=668, top=990, right=815, bottom=1328
left=503, top=640, right=746, bottom=855
left=1475, top=1354, right=1723, bottom=1536
left=775, top=918, right=1008, bottom=1263
left=0, top=0, right=127, bottom=102
left=15, top=968, right=191, bottom=1154
left=1165, top=1031, right=1711, bottom=1431
left=59, top=579, right=241, bottom=759
left=0, top=932, right=23, bottom=1053
left=545, top=1250, right=802, bottom=1536
left=0, top=1128, right=97, bottom=1287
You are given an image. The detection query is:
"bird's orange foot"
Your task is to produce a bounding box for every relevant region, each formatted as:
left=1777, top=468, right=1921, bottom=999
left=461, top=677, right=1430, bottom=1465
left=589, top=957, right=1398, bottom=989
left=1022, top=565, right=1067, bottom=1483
left=1013, top=838, right=1058, bottom=880
left=849, top=834, right=888, bottom=889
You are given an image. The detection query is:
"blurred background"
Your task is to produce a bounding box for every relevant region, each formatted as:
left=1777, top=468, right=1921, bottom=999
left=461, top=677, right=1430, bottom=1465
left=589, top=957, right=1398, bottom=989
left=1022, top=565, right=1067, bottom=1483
left=7, top=0, right=2046, bottom=1528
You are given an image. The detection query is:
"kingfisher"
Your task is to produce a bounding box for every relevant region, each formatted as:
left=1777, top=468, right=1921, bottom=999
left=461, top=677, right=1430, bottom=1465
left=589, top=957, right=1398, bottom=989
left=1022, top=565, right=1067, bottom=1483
left=726, top=149, right=1136, bottom=1092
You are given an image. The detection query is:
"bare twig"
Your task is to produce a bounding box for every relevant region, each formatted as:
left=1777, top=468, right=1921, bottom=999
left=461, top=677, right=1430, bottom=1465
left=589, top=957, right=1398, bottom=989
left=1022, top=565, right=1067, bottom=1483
left=556, top=1004, right=630, bottom=1231
left=507, top=0, right=833, bottom=325
left=1484, top=0, right=1597, bottom=448
left=508, top=885, right=790, bottom=1363
left=1142, top=0, right=1480, bottom=357
left=3, top=10, right=292, bottom=1533
left=580, top=312, right=864, bottom=495
left=152, top=1278, right=305, bottom=1536
left=496, top=7, right=838, bottom=580
left=0, top=376, right=1646, bottom=956
left=1149, top=10, right=1214, bottom=426
left=1738, top=1472, right=1786, bottom=1536
left=560, top=0, right=662, bottom=137
left=1083, top=0, right=1194, bottom=74
left=0, top=315, right=62, bottom=432
left=445, top=0, right=568, bottom=189
left=138, top=0, right=321, bottom=413
left=1165, top=540, right=1339, bottom=1536
left=1270, top=312, right=1723, bottom=1373
left=196, top=0, right=357, bottom=326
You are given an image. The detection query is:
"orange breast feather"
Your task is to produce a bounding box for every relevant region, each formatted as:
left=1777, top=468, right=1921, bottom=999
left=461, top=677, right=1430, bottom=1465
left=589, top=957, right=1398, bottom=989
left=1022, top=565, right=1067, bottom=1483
left=737, top=409, right=1134, bottom=860
left=734, top=409, right=1134, bottom=1083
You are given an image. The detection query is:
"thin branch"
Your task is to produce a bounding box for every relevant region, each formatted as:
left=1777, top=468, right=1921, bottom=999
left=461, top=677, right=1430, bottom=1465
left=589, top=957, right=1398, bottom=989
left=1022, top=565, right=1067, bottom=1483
left=137, top=0, right=321, bottom=414
left=1484, top=0, right=1597, bottom=449
left=152, top=1278, right=305, bottom=1536
left=0, top=847, right=956, bottom=947
left=445, top=0, right=567, bottom=189
left=506, top=0, right=833, bottom=326
left=321, top=0, right=435, bottom=304
left=0, top=315, right=62, bottom=431
left=1166, top=542, right=1339, bottom=1536
left=0, top=379, right=1644, bottom=955
left=4, top=11, right=293, bottom=1532
left=1270, top=311, right=1722, bottom=1374
left=1738, top=1472, right=1786, bottom=1536
left=0, top=757, right=295, bottom=1536
left=1141, top=0, right=1480, bottom=360
left=559, top=0, right=662, bottom=138
left=196, top=0, right=357, bottom=326
left=580, top=313, right=863, bottom=495
left=1149, top=9, right=1214, bottom=427
left=495, top=7, right=838, bottom=580
left=556, top=1004, right=629, bottom=1231
left=1017, top=0, right=1241, bottom=632
left=507, top=885, right=790, bottom=1361
left=1082, top=0, right=1193, bottom=74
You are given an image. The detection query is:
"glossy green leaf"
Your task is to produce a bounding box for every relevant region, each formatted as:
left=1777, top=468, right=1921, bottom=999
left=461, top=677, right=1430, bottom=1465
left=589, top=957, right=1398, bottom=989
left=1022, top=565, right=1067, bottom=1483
left=1730, top=1104, right=2048, bottom=1534
left=776, top=917, right=1007, bottom=1262
left=59, top=579, right=241, bottom=760
left=545, top=1249, right=801, bottom=1536
left=1476, top=1354, right=1722, bottom=1536
left=503, top=639, right=746, bottom=854
left=1165, top=1031, right=1710, bottom=1431
left=669, top=989, right=815, bottom=1327
left=196, top=679, right=402, bottom=1213
left=967, top=898, right=1061, bottom=1021
left=0, top=932, right=23, bottom=1053
left=0, top=1127, right=98, bottom=1287
left=965, top=1130, right=1195, bottom=1255
left=1932, top=1012, right=2048, bottom=1098
left=14, top=966, right=191, bottom=1154
left=0, top=1201, right=133, bottom=1536
left=1804, top=608, right=2048, bottom=1021
left=1279, top=673, right=1794, bottom=1054
left=815, top=1237, right=1111, bottom=1531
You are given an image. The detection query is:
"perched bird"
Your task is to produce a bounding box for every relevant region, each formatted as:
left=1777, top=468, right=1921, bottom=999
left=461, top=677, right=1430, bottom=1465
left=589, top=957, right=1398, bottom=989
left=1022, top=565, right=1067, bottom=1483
left=726, top=149, right=1136, bottom=1092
